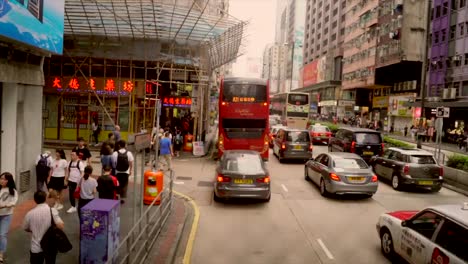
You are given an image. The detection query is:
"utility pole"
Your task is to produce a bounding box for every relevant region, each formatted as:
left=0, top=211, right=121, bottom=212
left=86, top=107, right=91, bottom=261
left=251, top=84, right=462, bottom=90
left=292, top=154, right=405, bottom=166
left=417, top=0, right=431, bottom=149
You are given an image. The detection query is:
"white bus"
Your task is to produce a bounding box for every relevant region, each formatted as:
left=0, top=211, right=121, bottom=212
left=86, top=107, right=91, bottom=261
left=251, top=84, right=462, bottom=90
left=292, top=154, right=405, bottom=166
left=270, top=92, right=309, bottom=129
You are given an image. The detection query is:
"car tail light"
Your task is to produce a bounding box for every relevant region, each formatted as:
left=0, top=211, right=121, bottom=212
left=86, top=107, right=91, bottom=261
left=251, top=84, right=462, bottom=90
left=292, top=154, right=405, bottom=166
left=371, top=175, right=378, bottom=182
left=264, top=139, right=269, bottom=146
left=313, top=132, right=319, bottom=137
left=221, top=101, right=227, bottom=106
left=350, top=141, right=356, bottom=153
left=439, top=167, right=444, bottom=177
left=217, top=174, right=231, bottom=183
left=403, top=164, right=410, bottom=175
left=263, top=102, right=267, bottom=106
left=281, top=143, right=286, bottom=149
left=309, top=144, right=313, bottom=151
left=330, top=173, right=341, bottom=181
left=380, top=143, right=385, bottom=156
left=256, top=176, right=270, bottom=183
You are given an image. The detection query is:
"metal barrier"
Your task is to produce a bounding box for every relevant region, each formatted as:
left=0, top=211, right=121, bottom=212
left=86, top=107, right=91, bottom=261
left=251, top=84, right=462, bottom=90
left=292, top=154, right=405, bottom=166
left=107, top=170, right=174, bottom=264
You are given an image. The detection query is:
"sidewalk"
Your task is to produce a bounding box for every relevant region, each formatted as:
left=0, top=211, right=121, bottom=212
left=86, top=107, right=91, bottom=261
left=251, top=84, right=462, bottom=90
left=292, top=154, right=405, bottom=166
left=384, top=133, right=468, bottom=156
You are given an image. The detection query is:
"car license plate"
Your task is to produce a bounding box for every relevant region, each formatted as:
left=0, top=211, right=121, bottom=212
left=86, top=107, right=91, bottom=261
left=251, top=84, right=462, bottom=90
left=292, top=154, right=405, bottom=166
left=348, top=177, right=364, bottom=181
left=419, top=181, right=433, bottom=185
left=363, top=151, right=374, bottom=155
left=234, top=179, right=253, bottom=184
left=294, top=145, right=302, bottom=150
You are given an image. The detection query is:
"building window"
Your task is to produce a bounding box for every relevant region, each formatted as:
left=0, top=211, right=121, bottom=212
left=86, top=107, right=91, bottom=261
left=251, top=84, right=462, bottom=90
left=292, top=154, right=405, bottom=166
left=460, top=23, right=465, bottom=36
left=464, top=53, right=468, bottom=64
left=434, top=32, right=439, bottom=43
left=461, top=0, right=466, bottom=8
left=341, top=28, right=345, bottom=36
left=430, top=8, right=434, bottom=20
left=446, top=58, right=452, bottom=68
left=443, top=2, right=448, bottom=15
left=331, top=33, right=337, bottom=41
left=341, top=0, right=346, bottom=9
left=451, top=25, right=456, bottom=39
left=341, top=14, right=346, bottom=21
left=462, top=81, right=468, bottom=96
left=441, top=29, right=447, bottom=41
left=323, top=39, right=328, bottom=46
left=333, top=8, right=338, bottom=16
left=452, top=0, right=458, bottom=10
left=429, top=33, right=432, bottom=44
left=324, top=27, right=329, bottom=34
left=325, top=16, right=329, bottom=23
left=436, top=5, right=441, bottom=17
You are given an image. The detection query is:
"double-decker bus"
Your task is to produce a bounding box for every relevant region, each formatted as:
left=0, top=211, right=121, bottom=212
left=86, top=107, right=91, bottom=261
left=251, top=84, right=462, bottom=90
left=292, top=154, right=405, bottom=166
left=218, top=77, right=270, bottom=160
left=270, top=92, right=309, bottom=129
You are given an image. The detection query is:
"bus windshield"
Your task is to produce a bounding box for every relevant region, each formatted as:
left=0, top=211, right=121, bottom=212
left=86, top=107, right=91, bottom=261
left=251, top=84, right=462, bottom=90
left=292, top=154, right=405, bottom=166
left=222, top=83, right=267, bottom=103
left=288, top=94, right=308, bottom=105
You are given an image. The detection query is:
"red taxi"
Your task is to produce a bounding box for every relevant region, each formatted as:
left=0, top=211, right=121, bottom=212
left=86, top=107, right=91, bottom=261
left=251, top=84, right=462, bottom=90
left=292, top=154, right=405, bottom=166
left=376, top=203, right=468, bottom=264
left=308, top=124, right=332, bottom=145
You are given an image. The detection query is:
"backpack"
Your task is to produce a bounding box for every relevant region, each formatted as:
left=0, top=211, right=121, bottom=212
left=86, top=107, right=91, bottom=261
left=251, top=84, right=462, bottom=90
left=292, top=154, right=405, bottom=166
left=116, top=150, right=130, bottom=171
left=36, top=154, right=50, bottom=180
left=175, top=134, right=182, bottom=144
left=68, top=160, right=81, bottom=173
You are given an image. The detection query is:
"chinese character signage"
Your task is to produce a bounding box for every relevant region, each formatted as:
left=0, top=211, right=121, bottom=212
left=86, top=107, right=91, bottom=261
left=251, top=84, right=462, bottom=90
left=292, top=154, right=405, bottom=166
left=0, top=0, right=65, bottom=54
left=48, top=77, right=133, bottom=95
left=232, top=97, right=256, bottom=103
left=163, top=97, right=192, bottom=108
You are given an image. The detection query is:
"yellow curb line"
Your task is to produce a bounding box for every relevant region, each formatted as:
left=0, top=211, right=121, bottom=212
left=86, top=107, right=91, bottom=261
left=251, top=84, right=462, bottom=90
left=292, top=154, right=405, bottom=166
left=173, top=191, right=200, bottom=264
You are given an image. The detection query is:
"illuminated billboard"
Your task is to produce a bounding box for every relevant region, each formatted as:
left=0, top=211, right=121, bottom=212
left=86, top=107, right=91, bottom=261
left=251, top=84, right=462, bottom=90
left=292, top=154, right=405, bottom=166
left=0, top=0, right=65, bottom=54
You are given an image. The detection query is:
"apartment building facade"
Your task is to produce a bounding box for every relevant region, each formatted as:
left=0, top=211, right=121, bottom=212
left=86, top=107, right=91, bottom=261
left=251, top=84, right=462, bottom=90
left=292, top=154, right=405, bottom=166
left=262, top=44, right=286, bottom=94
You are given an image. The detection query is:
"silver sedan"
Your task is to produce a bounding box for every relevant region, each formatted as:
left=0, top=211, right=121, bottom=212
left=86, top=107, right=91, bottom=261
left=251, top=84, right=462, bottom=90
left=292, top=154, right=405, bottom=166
left=304, top=152, right=378, bottom=198
left=214, top=150, right=271, bottom=202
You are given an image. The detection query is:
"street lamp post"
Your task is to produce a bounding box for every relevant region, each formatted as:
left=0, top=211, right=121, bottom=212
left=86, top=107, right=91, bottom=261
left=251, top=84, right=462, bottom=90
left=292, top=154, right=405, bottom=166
left=417, top=0, right=432, bottom=149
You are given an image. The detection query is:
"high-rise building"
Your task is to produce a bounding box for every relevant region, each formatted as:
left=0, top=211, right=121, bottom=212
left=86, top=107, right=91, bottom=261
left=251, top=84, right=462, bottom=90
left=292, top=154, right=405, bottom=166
left=299, top=0, right=347, bottom=117
left=262, top=43, right=286, bottom=94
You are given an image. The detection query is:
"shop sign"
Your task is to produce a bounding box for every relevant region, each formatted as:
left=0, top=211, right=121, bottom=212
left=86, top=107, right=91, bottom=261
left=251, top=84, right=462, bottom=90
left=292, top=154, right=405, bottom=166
left=389, top=94, right=415, bottom=117
left=372, top=96, right=389, bottom=108
left=338, top=100, right=355, bottom=107
left=49, top=77, right=133, bottom=95
left=162, top=97, right=192, bottom=108
left=318, top=100, right=337, bottom=107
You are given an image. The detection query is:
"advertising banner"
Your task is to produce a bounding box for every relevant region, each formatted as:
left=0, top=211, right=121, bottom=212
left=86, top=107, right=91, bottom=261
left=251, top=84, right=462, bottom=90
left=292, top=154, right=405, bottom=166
left=303, top=60, right=318, bottom=87
left=389, top=94, right=416, bottom=117
left=0, top=0, right=65, bottom=54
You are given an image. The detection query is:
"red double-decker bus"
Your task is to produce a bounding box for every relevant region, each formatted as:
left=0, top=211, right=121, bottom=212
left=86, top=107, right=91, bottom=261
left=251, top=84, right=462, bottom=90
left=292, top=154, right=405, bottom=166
left=218, top=77, right=270, bottom=160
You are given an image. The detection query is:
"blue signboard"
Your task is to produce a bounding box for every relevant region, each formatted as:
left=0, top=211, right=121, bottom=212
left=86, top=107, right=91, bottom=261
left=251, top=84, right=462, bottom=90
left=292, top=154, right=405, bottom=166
left=0, top=0, right=65, bottom=54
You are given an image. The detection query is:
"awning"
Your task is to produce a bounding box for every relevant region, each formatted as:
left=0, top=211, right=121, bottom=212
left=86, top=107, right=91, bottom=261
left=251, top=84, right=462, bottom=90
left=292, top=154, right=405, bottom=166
left=64, top=0, right=246, bottom=67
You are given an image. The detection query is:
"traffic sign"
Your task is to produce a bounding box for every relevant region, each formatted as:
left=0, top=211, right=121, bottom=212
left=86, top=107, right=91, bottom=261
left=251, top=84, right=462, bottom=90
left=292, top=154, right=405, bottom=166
left=436, top=107, right=450, bottom=118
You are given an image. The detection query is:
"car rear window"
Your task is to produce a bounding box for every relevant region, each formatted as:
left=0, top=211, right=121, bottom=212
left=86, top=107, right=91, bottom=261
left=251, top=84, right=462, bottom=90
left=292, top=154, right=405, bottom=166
left=223, top=155, right=264, bottom=174
left=355, top=133, right=381, bottom=144
left=410, top=155, right=437, bottom=164
left=333, top=158, right=369, bottom=169
left=313, top=126, right=330, bottom=132
left=287, top=131, right=310, bottom=142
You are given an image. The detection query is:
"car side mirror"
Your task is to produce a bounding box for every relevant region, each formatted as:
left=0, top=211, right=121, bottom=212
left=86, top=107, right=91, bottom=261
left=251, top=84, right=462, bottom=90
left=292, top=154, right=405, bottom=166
left=401, top=220, right=408, bottom=227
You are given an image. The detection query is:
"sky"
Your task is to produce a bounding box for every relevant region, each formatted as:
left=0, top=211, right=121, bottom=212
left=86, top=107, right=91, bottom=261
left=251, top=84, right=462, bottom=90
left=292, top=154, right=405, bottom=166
left=227, top=0, right=278, bottom=77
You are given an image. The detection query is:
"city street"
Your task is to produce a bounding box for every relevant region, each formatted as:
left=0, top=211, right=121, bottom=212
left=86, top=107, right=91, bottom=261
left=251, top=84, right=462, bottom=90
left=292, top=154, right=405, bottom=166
left=171, top=146, right=467, bottom=264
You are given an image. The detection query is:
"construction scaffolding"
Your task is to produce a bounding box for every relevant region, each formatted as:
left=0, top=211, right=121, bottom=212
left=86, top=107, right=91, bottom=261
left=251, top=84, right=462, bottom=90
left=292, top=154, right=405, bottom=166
left=44, top=0, right=247, bottom=143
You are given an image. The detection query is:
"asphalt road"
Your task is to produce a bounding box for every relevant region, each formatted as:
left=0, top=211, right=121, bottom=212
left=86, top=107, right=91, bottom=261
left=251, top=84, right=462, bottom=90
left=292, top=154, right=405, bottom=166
left=171, top=146, right=467, bottom=264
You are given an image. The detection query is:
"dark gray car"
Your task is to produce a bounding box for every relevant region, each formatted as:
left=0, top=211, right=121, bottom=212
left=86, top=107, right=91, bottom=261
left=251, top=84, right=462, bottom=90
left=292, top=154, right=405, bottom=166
left=273, top=128, right=313, bottom=162
left=305, top=152, right=378, bottom=198
left=214, top=150, right=271, bottom=202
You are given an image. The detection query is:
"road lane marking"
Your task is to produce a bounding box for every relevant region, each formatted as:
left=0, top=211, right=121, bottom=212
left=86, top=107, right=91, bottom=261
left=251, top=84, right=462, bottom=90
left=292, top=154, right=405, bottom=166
left=281, top=184, right=288, bottom=192
left=173, top=191, right=200, bottom=264
left=174, top=181, right=185, bottom=185
left=317, top=238, right=334, bottom=260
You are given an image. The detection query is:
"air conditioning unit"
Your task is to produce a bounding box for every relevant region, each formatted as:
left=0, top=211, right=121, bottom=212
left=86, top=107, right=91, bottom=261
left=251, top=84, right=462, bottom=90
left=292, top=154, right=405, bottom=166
left=450, top=87, right=457, bottom=98
left=453, top=55, right=461, bottom=61
left=442, top=88, right=449, bottom=99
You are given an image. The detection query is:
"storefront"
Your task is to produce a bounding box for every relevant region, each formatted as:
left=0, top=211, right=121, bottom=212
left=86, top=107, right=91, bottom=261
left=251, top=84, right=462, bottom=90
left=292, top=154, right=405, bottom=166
left=337, top=100, right=355, bottom=119
left=388, top=94, right=416, bottom=133
left=318, top=100, right=337, bottom=116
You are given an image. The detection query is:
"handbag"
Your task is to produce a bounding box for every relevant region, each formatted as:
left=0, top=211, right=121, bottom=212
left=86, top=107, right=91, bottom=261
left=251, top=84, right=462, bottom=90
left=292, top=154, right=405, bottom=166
left=73, top=178, right=82, bottom=199
left=40, top=209, right=73, bottom=253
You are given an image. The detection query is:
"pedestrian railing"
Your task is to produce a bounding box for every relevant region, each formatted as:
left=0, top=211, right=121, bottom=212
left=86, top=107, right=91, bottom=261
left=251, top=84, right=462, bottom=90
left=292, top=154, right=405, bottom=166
left=107, top=170, right=174, bottom=264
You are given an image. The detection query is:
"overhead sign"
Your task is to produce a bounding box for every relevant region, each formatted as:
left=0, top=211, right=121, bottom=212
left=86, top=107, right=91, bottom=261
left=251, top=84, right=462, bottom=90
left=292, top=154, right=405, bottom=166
left=436, top=107, right=450, bottom=118
left=47, top=77, right=133, bottom=95
left=0, top=0, right=65, bottom=54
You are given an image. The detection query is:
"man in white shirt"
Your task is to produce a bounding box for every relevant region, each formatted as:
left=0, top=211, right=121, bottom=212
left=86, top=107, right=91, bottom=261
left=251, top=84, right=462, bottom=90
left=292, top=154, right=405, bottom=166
left=111, top=140, right=134, bottom=204
left=23, top=191, right=64, bottom=264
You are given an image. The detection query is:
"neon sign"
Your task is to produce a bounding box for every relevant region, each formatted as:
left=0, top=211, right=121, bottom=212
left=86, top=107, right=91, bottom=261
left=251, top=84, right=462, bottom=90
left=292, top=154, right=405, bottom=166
left=233, top=96, right=256, bottom=103
left=49, top=77, right=133, bottom=95
left=162, top=97, right=192, bottom=108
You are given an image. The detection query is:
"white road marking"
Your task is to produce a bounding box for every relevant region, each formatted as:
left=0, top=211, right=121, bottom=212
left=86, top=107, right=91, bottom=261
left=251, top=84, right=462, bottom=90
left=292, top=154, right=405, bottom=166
left=281, top=184, right=288, bottom=192
left=317, top=238, right=334, bottom=260
left=174, top=181, right=185, bottom=185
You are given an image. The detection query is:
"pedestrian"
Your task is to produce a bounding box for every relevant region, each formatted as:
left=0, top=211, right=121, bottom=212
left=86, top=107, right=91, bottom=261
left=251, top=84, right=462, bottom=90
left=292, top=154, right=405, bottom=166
left=35, top=151, right=53, bottom=193
left=66, top=151, right=84, bottom=214
left=91, top=119, right=100, bottom=146
left=23, top=191, right=64, bottom=264
left=113, top=125, right=121, bottom=142
left=160, top=132, right=174, bottom=171
left=78, top=166, right=97, bottom=220
left=47, top=149, right=68, bottom=211
left=100, top=133, right=114, bottom=173
left=97, top=166, right=119, bottom=200
left=112, top=140, right=134, bottom=204
left=173, top=129, right=183, bottom=157
left=404, top=125, right=408, bottom=137
left=0, top=172, right=18, bottom=262
left=72, top=137, right=92, bottom=164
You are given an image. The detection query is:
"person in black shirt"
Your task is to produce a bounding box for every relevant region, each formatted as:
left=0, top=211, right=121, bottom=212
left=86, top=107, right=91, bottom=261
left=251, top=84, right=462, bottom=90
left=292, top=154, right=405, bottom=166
left=73, top=137, right=92, bottom=163
left=97, top=166, right=117, bottom=200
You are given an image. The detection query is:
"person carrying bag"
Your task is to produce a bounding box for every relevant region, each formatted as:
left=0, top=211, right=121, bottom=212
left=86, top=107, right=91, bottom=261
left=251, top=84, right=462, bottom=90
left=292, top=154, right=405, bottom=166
left=40, top=209, right=72, bottom=255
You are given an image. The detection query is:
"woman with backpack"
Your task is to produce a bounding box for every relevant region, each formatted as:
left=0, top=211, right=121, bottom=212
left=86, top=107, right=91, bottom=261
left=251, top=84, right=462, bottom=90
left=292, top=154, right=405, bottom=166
left=0, top=172, right=18, bottom=262
left=47, top=149, right=68, bottom=210
left=78, top=165, right=97, bottom=220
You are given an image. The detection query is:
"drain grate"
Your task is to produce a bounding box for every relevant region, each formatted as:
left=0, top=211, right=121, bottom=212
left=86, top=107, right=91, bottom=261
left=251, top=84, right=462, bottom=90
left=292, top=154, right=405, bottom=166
left=176, top=176, right=193, bottom=181
left=197, top=181, right=213, bottom=187
left=20, top=170, right=31, bottom=193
